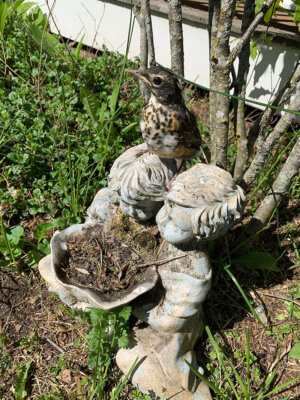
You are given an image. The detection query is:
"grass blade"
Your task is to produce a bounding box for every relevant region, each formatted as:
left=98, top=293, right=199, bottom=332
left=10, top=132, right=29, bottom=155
left=110, top=356, right=139, bottom=400
left=246, top=327, right=251, bottom=395
left=224, top=265, right=268, bottom=329
left=205, top=325, right=241, bottom=399
left=262, top=376, right=300, bottom=398
left=184, top=360, right=226, bottom=398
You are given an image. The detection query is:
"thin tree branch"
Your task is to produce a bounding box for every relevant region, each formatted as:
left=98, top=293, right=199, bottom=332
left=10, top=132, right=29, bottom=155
left=133, top=2, right=150, bottom=103
left=244, top=136, right=300, bottom=236
left=233, top=0, right=255, bottom=182
left=242, top=91, right=300, bottom=188
left=227, top=0, right=276, bottom=68
left=144, top=0, right=155, bottom=66
left=167, top=0, right=184, bottom=76
left=247, top=63, right=300, bottom=156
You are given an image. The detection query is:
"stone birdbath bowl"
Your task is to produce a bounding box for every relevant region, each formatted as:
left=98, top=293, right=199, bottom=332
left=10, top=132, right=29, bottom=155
left=39, top=219, right=160, bottom=311
left=39, top=144, right=246, bottom=400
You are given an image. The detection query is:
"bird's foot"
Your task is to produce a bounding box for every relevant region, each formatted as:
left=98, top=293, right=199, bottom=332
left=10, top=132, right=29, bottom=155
left=167, top=173, right=178, bottom=191
left=136, top=147, right=151, bottom=157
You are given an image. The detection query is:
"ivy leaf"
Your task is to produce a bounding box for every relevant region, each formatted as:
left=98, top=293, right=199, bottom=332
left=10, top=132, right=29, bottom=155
left=231, top=251, right=279, bottom=271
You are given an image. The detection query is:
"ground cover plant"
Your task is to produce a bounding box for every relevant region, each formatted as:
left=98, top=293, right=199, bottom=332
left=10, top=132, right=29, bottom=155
left=0, top=0, right=299, bottom=399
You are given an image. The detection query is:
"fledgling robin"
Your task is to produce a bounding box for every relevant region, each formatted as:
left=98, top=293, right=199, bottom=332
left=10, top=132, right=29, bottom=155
left=127, top=66, right=202, bottom=160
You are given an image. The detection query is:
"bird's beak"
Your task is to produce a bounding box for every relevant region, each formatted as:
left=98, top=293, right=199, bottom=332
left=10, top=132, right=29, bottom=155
left=126, top=69, right=151, bottom=86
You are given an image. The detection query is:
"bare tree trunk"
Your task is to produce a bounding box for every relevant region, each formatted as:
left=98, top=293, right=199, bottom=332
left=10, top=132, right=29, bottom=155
left=167, top=0, right=184, bottom=76
left=233, top=0, right=255, bottom=182
left=244, top=136, right=300, bottom=237
left=209, top=0, right=236, bottom=170
left=242, top=90, right=300, bottom=188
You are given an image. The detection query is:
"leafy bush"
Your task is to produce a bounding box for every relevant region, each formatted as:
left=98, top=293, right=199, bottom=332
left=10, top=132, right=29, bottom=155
left=0, top=2, right=142, bottom=222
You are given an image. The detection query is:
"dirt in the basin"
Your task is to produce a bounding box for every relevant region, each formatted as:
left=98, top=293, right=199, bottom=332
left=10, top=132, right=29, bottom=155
left=62, top=213, right=161, bottom=294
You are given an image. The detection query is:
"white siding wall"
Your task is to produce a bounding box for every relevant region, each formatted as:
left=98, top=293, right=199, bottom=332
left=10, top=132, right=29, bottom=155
left=36, top=0, right=299, bottom=112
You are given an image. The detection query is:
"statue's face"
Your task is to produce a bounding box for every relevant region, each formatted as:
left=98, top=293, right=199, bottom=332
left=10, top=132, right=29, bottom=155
left=119, top=199, right=163, bottom=221
left=156, top=202, right=194, bottom=244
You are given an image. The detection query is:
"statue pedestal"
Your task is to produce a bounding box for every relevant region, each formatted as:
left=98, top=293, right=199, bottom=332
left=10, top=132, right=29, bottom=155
left=117, top=325, right=212, bottom=400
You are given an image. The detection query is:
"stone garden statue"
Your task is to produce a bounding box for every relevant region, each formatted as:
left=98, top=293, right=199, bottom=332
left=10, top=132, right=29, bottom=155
left=39, top=143, right=245, bottom=400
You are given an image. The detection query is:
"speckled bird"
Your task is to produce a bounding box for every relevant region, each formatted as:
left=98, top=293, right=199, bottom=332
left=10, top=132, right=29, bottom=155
left=127, top=66, right=202, bottom=159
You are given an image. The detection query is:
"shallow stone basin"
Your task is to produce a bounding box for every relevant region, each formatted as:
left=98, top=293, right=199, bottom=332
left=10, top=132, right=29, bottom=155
left=39, top=220, right=159, bottom=311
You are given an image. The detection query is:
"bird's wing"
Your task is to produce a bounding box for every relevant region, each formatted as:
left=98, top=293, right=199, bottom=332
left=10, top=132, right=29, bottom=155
left=180, top=108, right=202, bottom=149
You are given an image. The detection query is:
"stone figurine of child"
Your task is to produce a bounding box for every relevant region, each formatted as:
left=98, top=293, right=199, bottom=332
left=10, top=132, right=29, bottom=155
left=116, top=163, right=246, bottom=399
left=87, top=143, right=177, bottom=222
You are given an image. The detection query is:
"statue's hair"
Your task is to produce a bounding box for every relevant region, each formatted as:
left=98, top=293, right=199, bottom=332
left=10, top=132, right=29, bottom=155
left=108, top=144, right=177, bottom=204
left=165, top=163, right=246, bottom=240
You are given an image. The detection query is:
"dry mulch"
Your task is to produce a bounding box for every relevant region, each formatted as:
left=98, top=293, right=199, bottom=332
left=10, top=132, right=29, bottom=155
left=62, top=215, right=160, bottom=294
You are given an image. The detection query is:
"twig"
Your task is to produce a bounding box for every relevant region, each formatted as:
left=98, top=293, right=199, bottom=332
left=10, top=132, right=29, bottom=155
left=45, top=337, right=65, bottom=354
left=228, top=0, right=277, bottom=68
left=267, top=333, right=293, bottom=374
left=260, top=292, right=300, bottom=308
left=136, top=254, right=187, bottom=268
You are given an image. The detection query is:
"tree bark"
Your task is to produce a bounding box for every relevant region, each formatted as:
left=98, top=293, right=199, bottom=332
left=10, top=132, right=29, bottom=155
left=167, top=0, right=184, bottom=76
left=244, top=136, right=300, bottom=237
left=144, top=0, right=155, bottom=66
left=133, top=1, right=150, bottom=102
left=242, top=90, right=300, bottom=188
left=209, top=0, right=236, bottom=170
left=233, top=0, right=255, bottom=182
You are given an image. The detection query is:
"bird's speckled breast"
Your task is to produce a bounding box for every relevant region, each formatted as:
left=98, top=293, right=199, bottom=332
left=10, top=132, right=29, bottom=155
left=141, top=97, right=185, bottom=157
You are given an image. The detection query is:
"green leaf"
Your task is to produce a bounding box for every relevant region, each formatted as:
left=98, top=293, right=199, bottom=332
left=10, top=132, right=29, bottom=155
left=13, top=362, right=31, bottom=400
left=255, top=0, right=265, bottom=14
left=264, top=0, right=280, bottom=24
left=80, top=87, right=100, bottom=122
left=16, top=2, right=36, bottom=16
left=75, top=34, right=85, bottom=60
left=0, top=2, right=8, bottom=36
left=118, top=332, right=129, bottom=348
left=122, top=122, right=138, bottom=134
left=89, top=308, right=106, bottom=327
left=289, top=344, right=300, bottom=359
left=293, top=1, right=300, bottom=31
left=109, top=82, right=120, bottom=113
left=27, top=23, right=60, bottom=57
left=231, top=251, right=279, bottom=271
left=6, top=225, right=24, bottom=246
left=117, top=306, right=131, bottom=322
left=250, top=41, right=259, bottom=60
left=34, top=218, right=65, bottom=242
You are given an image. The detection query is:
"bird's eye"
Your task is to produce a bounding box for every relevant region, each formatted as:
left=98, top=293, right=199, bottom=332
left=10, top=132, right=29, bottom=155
left=153, top=77, right=162, bottom=85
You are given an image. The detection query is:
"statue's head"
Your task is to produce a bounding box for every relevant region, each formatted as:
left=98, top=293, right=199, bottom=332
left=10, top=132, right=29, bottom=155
left=156, top=163, right=246, bottom=244
left=108, top=144, right=177, bottom=221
